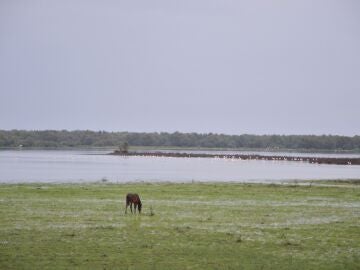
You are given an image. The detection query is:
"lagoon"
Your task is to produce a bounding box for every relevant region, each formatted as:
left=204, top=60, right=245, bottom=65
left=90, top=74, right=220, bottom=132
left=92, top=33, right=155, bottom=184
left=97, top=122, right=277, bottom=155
left=0, top=149, right=360, bottom=183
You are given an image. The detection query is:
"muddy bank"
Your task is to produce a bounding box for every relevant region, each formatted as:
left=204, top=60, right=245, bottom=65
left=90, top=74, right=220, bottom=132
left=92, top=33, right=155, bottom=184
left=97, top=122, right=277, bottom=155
left=110, top=151, right=360, bottom=165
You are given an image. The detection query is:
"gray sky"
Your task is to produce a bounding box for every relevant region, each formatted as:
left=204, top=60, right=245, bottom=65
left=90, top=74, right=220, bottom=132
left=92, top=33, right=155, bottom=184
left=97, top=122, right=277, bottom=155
left=1, top=0, right=359, bottom=135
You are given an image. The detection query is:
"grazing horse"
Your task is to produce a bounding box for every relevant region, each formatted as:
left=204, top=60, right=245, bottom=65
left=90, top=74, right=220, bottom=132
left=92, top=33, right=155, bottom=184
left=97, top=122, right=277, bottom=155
left=125, top=193, right=142, bottom=214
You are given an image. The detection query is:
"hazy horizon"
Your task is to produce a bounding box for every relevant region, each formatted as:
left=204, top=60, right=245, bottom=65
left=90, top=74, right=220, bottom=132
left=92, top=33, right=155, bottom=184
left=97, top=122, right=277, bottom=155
left=1, top=1, right=359, bottom=136
left=1, top=129, right=359, bottom=138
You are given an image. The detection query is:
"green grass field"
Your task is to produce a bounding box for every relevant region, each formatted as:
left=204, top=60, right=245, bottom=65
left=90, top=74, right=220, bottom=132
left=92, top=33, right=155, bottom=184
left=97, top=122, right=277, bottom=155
left=1, top=182, right=359, bottom=269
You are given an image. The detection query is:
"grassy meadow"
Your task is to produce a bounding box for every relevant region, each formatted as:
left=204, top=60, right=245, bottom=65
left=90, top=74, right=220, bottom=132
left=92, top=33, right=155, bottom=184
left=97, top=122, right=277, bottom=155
left=0, top=182, right=359, bottom=269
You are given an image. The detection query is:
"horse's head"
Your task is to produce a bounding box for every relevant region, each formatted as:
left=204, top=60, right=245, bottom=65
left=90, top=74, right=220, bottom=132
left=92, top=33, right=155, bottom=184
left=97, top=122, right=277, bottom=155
left=138, top=201, right=142, bottom=213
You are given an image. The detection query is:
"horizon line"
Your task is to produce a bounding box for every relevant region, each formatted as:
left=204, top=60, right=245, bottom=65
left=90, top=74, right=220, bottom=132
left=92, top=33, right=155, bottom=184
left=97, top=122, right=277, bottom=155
left=1, top=129, right=359, bottom=138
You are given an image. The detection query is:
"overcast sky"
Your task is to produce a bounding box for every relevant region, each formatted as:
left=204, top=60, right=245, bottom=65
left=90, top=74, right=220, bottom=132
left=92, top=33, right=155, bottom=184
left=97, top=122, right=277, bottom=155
left=0, top=1, right=359, bottom=135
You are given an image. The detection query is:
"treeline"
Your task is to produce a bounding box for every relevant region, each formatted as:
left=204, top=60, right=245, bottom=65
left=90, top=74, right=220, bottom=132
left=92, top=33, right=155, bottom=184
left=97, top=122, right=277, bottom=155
left=0, top=130, right=359, bottom=151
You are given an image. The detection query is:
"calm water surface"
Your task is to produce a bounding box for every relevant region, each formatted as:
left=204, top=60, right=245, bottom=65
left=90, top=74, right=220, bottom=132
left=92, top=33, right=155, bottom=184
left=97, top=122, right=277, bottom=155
left=0, top=149, right=360, bottom=183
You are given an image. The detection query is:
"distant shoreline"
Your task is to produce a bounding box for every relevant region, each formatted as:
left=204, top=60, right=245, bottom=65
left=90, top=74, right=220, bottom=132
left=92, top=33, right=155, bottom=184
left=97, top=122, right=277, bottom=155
left=110, top=150, right=360, bottom=166
left=1, top=130, right=359, bottom=152
left=1, top=146, right=360, bottom=154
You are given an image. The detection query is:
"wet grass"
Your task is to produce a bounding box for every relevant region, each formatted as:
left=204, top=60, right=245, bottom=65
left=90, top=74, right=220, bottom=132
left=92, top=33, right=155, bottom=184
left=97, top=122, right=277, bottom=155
left=0, top=182, right=359, bottom=269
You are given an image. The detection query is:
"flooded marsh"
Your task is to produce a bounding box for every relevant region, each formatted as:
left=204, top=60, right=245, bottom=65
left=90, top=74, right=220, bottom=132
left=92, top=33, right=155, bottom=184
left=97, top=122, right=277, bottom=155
left=0, top=182, right=359, bottom=269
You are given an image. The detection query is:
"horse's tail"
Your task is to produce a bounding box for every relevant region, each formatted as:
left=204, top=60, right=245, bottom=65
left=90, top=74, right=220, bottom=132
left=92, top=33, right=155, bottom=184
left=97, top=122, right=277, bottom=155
left=125, top=194, right=131, bottom=205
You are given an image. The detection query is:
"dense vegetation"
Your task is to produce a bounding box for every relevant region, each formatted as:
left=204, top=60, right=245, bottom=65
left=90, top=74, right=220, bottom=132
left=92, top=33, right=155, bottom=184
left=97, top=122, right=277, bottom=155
left=0, top=130, right=359, bottom=151
left=1, top=182, right=359, bottom=269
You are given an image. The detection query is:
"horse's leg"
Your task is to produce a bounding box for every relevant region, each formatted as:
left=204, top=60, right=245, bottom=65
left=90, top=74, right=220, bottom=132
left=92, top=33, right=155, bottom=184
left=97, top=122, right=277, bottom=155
left=134, top=203, right=137, bottom=214
left=130, top=203, right=133, bottom=213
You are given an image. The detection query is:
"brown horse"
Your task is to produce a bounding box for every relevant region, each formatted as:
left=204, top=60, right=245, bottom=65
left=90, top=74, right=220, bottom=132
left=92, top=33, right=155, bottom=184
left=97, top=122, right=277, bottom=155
left=125, top=193, right=142, bottom=214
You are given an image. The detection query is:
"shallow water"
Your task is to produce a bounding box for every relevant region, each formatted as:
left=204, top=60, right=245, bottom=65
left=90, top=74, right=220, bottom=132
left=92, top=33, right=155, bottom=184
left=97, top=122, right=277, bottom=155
left=0, top=149, right=359, bottom=183
left=143, top=149, right=360, bottom=158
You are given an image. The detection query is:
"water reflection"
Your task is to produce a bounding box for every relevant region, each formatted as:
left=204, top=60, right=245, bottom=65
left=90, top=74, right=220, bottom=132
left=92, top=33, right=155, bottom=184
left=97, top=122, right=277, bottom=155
left=0, top=149, right=359, bottom=183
